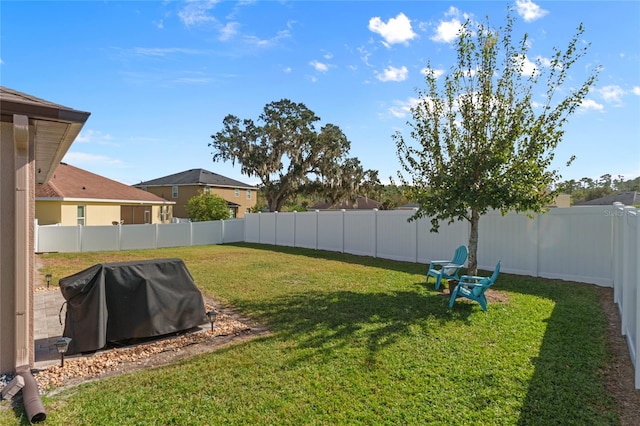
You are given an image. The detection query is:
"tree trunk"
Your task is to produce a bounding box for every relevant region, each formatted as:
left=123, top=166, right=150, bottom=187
left=467, top=209, right=480, bottom=276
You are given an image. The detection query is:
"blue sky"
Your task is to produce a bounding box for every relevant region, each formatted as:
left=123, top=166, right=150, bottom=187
left=2, top=1, right=639, bottom=187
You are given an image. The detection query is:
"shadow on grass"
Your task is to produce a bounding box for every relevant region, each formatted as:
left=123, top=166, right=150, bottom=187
left=237, top=288, right=474, bottom=367
left=229, top=243, right=619, bottom=424
left=507, top=277, right=616, bottom=425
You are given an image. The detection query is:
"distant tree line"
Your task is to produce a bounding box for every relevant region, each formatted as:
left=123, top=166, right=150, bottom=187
left=557, top=174, right=640, bottom=204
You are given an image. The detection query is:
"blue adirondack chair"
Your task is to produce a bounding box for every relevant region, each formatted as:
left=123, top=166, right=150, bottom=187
left=426, top=245, right=468, bottom=290
left=449, top=261, right=501, bottom=312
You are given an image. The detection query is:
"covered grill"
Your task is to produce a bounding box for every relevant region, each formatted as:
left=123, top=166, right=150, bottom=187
left=59, top=258, right=206, bottom=355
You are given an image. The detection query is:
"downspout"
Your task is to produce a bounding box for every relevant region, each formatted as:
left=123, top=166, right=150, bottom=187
left=14, top=114, right=47, bottom=423
left=16, top=365, right=46, bottom=423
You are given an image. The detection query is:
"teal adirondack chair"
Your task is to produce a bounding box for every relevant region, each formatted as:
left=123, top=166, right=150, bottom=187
left=426, top=245, right=468, bottom=290
left=449, top=261, right=501, bottom=312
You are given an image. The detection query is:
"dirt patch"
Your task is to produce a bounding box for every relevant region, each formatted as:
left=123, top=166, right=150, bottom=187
left=596, top=287, right=640, bottom=426
left=443, top=283, right=510, bottom=304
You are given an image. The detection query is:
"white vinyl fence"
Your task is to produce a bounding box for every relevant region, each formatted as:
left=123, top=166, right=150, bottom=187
left=35, top=219, right=245, bottom=253
left=611, top=203, right=640, bottom=388
left=245, top=207, right=615, bottom=286
left=34, top=205, right=639, bottom=388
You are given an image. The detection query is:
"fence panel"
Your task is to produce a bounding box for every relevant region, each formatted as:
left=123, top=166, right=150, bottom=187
left=80, top=225, right=120, bottom=252
left=294, top=211, right=318, bottom=250
left=244, top=214, right=260, bottom=243
left=417, top=217, right=469, bottom=267
left=317, top=211, right=344, bottom=252
left=192, top=221, right=223, bottom=245
left=344, top=210, right=376, bottom=257
left=275, top=213, right=296, bottom=247
left=222, top=219, right=245, bottom=243
left=376, top=210, right=418, bottom=262
left=257, top=213, right=277, bottom=245
left=537, top=207, right=612, bottom=286
left=478, top=211, right=538, bottom=275
left=36, top=225, right=80, bottom=253
left=157, top=223, right=191, bottom=248
left=119, top=224, right=157, bottom=251
left=621, top=209, right=639, bottom=386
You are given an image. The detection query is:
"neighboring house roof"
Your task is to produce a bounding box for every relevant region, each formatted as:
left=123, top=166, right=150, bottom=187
left=311, top=196, right=383, bottom=210
left=36, top=163, right=173, bottom=204
left=1, top=86, right=91, bottom=184
left=397, top=202, right=420, bottom=210
left=574, top=192, right=640, bottom=206
left=135, top=168, right=255, bottom=189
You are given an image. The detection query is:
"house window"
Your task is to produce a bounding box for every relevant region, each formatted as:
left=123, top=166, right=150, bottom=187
left=204, top=186, right=210, bottom=194
left=234, top=188, right=240, bottom=197
left=77, top=205, right=85, bottom=226
left=229, top=208, right=236, bottom=218
left=172, top=186, right=179, bottom=198
left=141, top=186, right=147, bottom=191
left=246, top=189, right=252, bottom=200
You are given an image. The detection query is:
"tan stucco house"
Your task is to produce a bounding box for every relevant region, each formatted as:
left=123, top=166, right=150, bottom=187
left=134, top=168, right=257, bottom=219
left=36, top=163, right=174, bottom=226
left=1, top=86, right=90, bottom=374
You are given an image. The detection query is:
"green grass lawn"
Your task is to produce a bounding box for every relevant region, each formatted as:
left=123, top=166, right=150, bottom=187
left=2, top=243, right=617, bottom=425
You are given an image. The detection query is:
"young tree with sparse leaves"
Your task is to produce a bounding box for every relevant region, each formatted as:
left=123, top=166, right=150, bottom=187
left=394, top=11, right=599, bottom=275
left=210, top=99, right=379, bottom=212
left=185, top=192, right=230, bottom=222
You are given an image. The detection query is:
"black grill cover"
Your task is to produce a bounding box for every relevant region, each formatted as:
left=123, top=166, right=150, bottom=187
left=59, top=258, right=206, bottom=355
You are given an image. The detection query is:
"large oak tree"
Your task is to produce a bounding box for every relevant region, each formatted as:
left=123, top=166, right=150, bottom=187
left=395, top=12, right=599, bottom=275
left=210, top=99, right=378, bottom=212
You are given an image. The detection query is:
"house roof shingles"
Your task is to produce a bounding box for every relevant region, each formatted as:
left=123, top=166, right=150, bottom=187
left=36, top=163, right=172, bottom=204
left=575, top=192, right=640, bottom=206
left=311, top=195, right=383, bottom=210
left=135, top=168, right=255, bottom=189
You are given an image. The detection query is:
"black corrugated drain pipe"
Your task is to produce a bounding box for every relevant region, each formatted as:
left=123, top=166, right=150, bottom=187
left=16, top=365, right=46, bottom=423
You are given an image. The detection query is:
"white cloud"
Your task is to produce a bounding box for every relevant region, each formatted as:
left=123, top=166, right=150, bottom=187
left=153, top=19, right=164, bottom=29
left=515, top=0, right=549, bottom=22
left=375, top=65, right=408, bottom=82
left=178, top=0, right=219, bottom=27
left=430, top=7, right=465, bottom=43
left=76, top=130, right=114, bottom=144
left=389, top=97, right=420, bottom=118
left=517, top=54, right=538, bottom=76
left=579, top=99, right=604, bottom=112
left=131, top=47, right=205, bottom=57
left=244, top=29, right=290, bottom=48
left=310, top=60, right=329, bottom=73
left=62, top=152, right=125, bottom=167
left=282, top=66, right=292, bottom=73
left=368, top=13, right=417, bottom=46
left=420, top=67, right=445, bottom=79
left=358, top=46, right=373, bottom=67
left=219, top=22, right=239, bottom=41
left=633, top=86, right=640, bottom=96
left=599, top=85, right=625, bottom=104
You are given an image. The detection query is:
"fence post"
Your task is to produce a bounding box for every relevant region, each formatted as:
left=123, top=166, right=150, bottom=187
left=373, top=209, right=378, bottom=259
left=612, top=203, right=624, bottom=305
left=34, top=219, right=39, bottom=253
left=634, top=209, right=640, bottom=389
left=117, top=223, right=122, bottom=251
left=341, top=210, right=346, bottom=253
left=533, top=212, right=540, bottom=277
left=315, top=210, right=319, bottom=250
left=293, top=211, right=297, bottom=247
